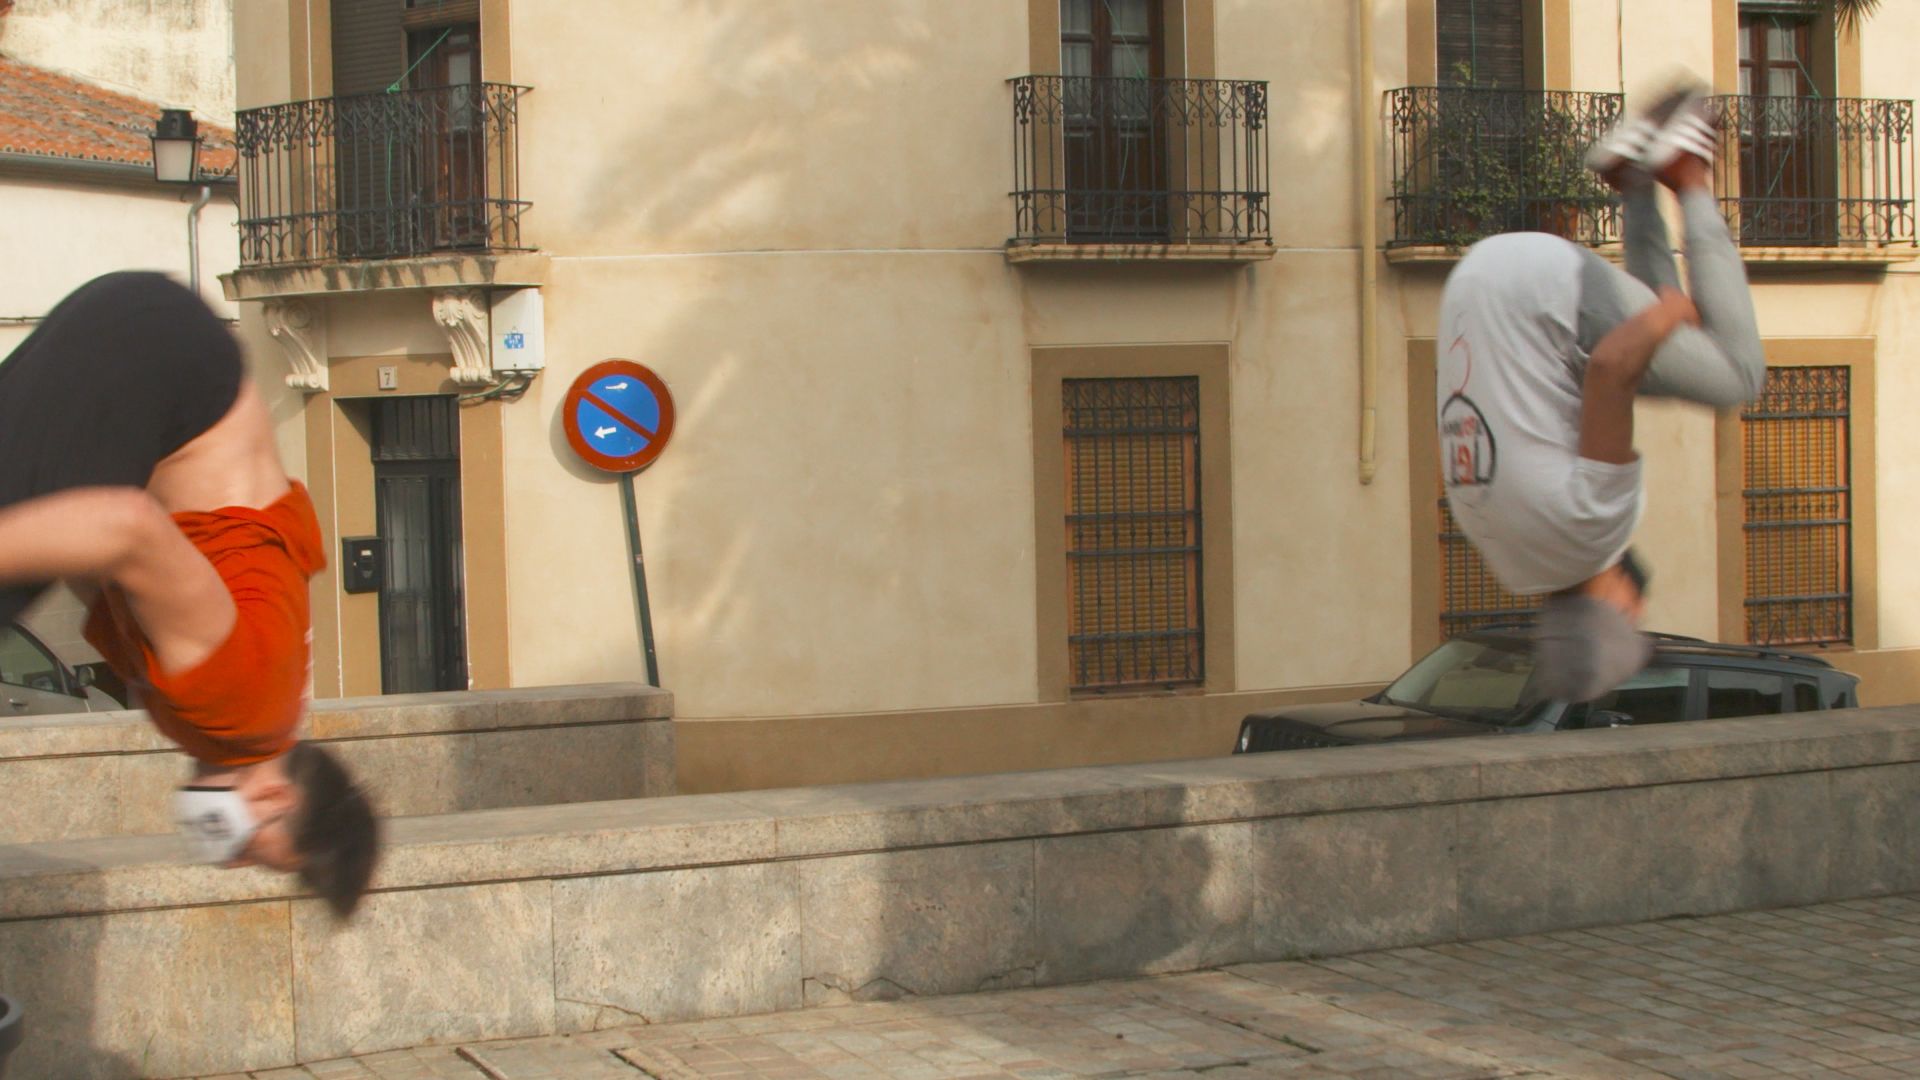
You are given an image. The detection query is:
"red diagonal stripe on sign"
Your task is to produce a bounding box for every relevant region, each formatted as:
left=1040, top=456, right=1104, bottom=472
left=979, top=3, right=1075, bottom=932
left=583, top=390, right=658, bottom=442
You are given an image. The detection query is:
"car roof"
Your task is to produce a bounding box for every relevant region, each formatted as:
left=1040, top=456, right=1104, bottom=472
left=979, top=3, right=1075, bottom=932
left=1460, top=624, right=1847, bottom=674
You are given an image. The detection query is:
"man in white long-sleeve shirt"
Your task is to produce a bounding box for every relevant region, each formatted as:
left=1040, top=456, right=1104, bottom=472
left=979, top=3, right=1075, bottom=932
left=1439, top=87, right=1764, bottom=701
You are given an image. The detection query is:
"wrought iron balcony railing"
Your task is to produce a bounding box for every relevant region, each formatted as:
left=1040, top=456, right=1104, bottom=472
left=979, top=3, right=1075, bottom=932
left=1388, top=86, right=1624, bottom=249
left=1707, top=95, right=1913, bottom=247
left=1011, top=75, right=1269, bottom=246
left=235, top=83, right=530, bottom=268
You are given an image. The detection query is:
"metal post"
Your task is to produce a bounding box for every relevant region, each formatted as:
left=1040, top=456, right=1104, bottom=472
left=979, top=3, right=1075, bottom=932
left=619, top=470, right=660, bottom=687
left=186, top=185, right=211, bottom=296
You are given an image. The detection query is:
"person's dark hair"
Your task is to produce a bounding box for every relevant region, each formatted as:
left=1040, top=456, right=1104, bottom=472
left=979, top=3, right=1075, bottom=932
left=285, top=741, right=380, bottom=918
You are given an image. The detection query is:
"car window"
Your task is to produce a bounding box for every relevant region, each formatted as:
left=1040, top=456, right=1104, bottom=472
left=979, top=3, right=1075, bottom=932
left=1827, top=680, right=1855, bottom=709
left=1384, top=638, right=1536, bottom=719
left=1704, top=669, right=1785, bottom=719
left=0, top=625, right=66, bottom=694
left=1586, top=666, right=1691, bottom=725
left=1791, top=679, right=1821, bottom=713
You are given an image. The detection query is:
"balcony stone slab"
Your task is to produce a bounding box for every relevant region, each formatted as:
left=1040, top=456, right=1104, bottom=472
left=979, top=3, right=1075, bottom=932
left=1387, top=242, right=1916, bottom=266
left=220, top=252, right=551, bottom=301
left=1006, top=241, right=1275, bottom=264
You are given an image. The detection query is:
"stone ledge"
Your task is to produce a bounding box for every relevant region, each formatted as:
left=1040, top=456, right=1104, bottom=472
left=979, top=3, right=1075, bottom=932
left=0, top=681, right=671, bottom=760
left=0, top=683, right=676, bottom=845
left=3, top=707, right=1916, bottom=920
left=1006, top=242, right=1276, bottom=263
left=219, top=252, right=552, bottom=301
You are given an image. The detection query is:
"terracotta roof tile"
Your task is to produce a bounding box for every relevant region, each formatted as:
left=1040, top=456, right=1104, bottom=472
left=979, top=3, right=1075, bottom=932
left=0, top=54, right=235, bottom=173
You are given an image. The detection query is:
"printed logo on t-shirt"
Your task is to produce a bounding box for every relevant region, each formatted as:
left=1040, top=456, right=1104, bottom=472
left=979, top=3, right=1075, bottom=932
left=1440, top=393, right=1496, bottom=487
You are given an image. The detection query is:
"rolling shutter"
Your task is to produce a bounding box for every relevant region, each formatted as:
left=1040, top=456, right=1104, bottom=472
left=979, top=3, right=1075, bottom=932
left=331, top=0, right=406, bottom=96
left=1436, top=0, right=1526, bottom=88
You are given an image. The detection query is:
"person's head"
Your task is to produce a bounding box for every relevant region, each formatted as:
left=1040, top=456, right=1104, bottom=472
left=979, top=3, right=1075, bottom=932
left=223, top=742, right=381, bottom=917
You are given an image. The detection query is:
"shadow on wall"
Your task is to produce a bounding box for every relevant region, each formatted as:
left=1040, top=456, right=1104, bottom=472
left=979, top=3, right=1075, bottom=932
left=0, top=857, right=132, bottom=1080
left=560, top=1, right=978, bottom=249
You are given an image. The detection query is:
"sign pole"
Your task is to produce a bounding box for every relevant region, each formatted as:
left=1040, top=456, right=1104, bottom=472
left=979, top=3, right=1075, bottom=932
left=619, top=470, right=660, bottom=688
left=563, top=359, right=675, bottom=689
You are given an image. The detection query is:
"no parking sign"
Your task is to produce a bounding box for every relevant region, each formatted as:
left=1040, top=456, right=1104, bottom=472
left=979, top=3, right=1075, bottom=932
left=561, top=360, right=677, bottom=686
left=562, top=360, right=676, bottom=474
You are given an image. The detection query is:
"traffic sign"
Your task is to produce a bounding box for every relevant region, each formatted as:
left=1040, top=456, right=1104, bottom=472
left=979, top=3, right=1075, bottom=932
left=563, top=360, right=675, bottom=474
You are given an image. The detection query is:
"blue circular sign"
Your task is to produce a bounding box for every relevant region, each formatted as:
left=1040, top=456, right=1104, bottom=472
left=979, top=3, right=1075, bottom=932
left=563, top=360, right=675, bottom=473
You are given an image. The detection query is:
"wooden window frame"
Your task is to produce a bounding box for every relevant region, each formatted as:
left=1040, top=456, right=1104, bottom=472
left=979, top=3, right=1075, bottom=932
left=1032, top=345, right=1234, bottom=702
left=1029, top=0, right=1212, bottom=79
left=1405, top=0, right=1570, bottom=89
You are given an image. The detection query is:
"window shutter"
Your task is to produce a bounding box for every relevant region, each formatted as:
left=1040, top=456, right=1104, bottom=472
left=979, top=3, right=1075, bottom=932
left=1063, top=377, right=1203, bottom=692
left=1742, top=366, right=1852, bottom=645
left=1436, top=0, right=1526, bottom=88
left=332, top=0, right=407, bottom=96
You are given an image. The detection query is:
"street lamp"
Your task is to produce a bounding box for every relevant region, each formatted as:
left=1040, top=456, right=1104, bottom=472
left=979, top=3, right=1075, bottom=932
left=149, top=109, right=213, bottom=295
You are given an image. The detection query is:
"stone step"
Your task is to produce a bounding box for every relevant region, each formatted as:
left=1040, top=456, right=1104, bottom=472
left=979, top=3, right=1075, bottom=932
left=0, top=682, right=674, bottom=843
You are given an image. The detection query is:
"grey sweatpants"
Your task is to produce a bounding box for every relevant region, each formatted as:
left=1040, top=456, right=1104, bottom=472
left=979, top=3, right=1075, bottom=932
left=1574, top=185, right=1765, bottom=407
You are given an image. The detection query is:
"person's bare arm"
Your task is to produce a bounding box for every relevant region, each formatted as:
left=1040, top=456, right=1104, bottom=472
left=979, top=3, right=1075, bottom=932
left=1579, top=286, right=1700, bottom=465
left=0, top=488, right=234, bottom=673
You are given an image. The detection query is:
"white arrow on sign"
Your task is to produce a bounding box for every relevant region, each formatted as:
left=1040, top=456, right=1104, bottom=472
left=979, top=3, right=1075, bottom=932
left=594, top=425, right=617, bottom=438
left=606, top=381, right=630, bottom=391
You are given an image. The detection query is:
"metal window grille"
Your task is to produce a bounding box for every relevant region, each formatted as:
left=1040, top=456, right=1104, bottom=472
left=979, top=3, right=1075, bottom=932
left=1707, top=95, right=1915, bottom=248
left=1388, top=87, right=1625, bottom=249
left=1011, top=76, right=1270, bottom=246
left=1743, top=366, right=1852, bottom=646
left=370, top=396, right=468, bottom=694
left=235, top=83, right=530, bottom=267
left=1439, top=498, right=1541, bottom=638
left=1064, top=377, right=1203, bottom=692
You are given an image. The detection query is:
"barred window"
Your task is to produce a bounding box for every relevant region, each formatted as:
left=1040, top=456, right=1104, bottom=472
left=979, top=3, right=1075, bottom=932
left=1439, top=499, right=1541, bottom=639
left=1743, top=365, right=1852, bottom=646
left=1064, top=377, right=1202, bottom=692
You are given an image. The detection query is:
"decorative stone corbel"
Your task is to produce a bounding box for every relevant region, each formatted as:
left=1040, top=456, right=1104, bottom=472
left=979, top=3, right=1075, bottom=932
left=263, top=298, right=327, bottom=393
left=431, top=288, right=493, bottom=386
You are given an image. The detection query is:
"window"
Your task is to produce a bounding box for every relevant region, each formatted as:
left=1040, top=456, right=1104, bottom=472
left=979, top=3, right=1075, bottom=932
left=1436, top=0, right=1525, bottom=88
left=1439, top=500, right=1541, bottom=639
left=1063, top=377, right=1202, bottom=692
left=1742, top=366, right=1851, bottom=646
left=1058, top=0, right=1169, bottom=240
left=1705, top=669, right=1786, bottom=718
left=1739, top=8, right=1815, bottom=99
left=0, top=625, right=64, bottom=694
left=1582, top=666, right=1691, bottom=726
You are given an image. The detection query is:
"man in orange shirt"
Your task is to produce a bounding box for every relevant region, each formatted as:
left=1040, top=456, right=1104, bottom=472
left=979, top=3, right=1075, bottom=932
left=0, top=272, right=378, bottom=917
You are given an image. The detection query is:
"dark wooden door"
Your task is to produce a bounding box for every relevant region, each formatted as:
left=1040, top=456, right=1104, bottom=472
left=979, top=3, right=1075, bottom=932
left=1738, top=11, right=1824, bottom=242
left=371, top=397, right=468, bottom=695
left=1060, top=0, right=1167, bottom=239
left=407, top=21, right=487, bottom=249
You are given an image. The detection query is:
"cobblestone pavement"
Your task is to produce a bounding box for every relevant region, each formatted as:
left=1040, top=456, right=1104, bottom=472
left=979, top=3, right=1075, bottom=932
left=197, top=895, right=1920, bottom=1080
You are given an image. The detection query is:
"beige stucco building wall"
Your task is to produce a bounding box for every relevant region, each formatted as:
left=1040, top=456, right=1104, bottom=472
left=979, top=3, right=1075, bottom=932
left=0, top=0, right=237, bottom=125
left=226, top=0, right=1920, bottom=792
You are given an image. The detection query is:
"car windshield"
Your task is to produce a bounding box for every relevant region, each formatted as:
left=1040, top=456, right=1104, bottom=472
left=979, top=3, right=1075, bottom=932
left=1381, top=636, right=1540, bottom=724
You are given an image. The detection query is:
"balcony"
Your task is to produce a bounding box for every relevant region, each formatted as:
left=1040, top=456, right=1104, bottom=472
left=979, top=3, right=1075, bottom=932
left=1387, top=87, right=1916, bottom=263
left=1008, top=75, right=1272, bottom=262
left=1387, top=86, right=1624, bottom=258
left=1707, top=94, right=1914, bottom=257
left=233, top=83, right=531, bottom=272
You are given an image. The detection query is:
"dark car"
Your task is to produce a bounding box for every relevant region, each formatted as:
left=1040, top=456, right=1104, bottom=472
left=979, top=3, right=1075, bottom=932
left=1234, top=627, right=1860, bottom=754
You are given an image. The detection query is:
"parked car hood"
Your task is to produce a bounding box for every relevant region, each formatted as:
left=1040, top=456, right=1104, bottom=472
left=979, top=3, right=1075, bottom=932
left=1256, top=700, right=1503, bottom=741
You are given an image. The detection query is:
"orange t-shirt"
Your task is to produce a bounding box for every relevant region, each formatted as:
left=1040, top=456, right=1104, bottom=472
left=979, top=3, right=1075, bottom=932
left=84, top=482, right=326, bottom=766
